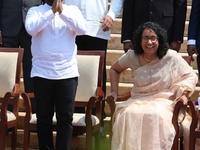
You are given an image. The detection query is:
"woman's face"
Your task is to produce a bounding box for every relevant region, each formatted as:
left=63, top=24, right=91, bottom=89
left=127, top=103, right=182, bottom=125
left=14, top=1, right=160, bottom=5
left=141, top=28, right=159, bottom=56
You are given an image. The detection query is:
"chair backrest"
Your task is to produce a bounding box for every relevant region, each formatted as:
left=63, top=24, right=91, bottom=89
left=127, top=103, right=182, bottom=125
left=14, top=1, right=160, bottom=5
left=75, top=51, right=105, bottom=102
left=0, top=48, right=23, bottom=98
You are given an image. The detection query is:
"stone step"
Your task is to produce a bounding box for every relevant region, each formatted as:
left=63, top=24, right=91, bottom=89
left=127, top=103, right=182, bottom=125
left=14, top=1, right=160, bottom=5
left=106, top=82, right=200, bottom=101
left=110, top=2, right=192, bottom=20
left=106, top=49, right=198, bottom=69
left=111, top=19, right=190, bottom=37
left=108, top=34, right=190, bottom=53
left=111, top=5, right=191, bottom=34
left=106, top=66, right=198, bottom=85
left=109, top=5, right=192, bottom=52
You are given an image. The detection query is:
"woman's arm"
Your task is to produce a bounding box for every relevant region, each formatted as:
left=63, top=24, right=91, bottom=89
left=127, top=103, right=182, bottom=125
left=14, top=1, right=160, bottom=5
left=106, top=61, right=125, bottom=101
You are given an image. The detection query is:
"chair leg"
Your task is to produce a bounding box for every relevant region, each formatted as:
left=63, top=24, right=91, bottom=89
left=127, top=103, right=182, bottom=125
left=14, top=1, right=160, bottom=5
left=189, top=137, right=196, bottom=150
left=0, top=130, right=7, bottom=150
left=171, top=134, right=178, bottom=150
left=11, top=127, right=17, bottom=150
left=94, top=131, right=100, bottom=150
left=109, top=121, right=112, bottom=150
left=86, top=130, right=92, bottom=150
left=23, top=130, right=30, bottom=150
left=179, top=136, right=184, bottom=150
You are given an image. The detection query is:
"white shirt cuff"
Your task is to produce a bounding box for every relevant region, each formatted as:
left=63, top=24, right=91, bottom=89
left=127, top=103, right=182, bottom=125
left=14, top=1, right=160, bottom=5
left=107, top=11, right=115, bottom=20
left=123, top=40, right=132, bottom=43
left=187, top=39, right=196, bottom=45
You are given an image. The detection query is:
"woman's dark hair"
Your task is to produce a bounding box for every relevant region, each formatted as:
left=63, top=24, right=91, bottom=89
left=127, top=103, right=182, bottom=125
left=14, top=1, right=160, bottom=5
left=132, top=21, right=169, bottom=59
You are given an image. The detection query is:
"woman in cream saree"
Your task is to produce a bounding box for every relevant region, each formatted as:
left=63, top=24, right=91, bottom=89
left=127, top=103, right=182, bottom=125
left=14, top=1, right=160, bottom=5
left=107, top=22, right=198, bottom=150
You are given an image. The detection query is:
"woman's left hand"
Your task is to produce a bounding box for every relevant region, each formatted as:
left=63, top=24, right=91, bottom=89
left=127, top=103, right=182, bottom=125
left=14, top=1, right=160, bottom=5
left=178, top=95, right=188, bottom=105
left=105, top=92, right=118, bottom=101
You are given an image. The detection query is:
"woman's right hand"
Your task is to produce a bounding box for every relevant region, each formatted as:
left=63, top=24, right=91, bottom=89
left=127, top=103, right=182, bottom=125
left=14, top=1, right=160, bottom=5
left=105, top=91, right=118, bottom=101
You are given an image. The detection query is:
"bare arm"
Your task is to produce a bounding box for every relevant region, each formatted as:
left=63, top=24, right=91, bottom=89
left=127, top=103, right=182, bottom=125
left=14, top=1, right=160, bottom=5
left=106, top=61, right=125, bottom=101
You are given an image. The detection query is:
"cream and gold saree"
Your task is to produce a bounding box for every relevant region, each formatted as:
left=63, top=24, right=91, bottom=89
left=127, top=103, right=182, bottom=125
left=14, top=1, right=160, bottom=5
left=111, top=50, right=198, bottom=150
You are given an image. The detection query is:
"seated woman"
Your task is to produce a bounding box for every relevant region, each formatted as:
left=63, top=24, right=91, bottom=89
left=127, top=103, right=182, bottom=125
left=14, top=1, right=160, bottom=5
left=106, top=21, right=198, bottom=150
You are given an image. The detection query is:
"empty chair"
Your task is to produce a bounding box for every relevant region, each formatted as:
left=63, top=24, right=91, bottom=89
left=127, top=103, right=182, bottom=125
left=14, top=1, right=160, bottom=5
left=0, top=48, right=23, bottom=150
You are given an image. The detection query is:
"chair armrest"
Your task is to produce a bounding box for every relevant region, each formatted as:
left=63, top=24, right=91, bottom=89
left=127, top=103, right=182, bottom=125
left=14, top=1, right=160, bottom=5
left=106, top=91, right=131, bottom=121
left=117, top=91, right=131, bottom=101
left=21, top=93, right=33, bottom=123
left=11, top=83, right=21, bottom=97
left=188, top=100, right=198, bottom=131
left=85, top=96, right=102, bottom=125
left=0, top=92, right=12, bottom=121
left=172, top=100, right=186, bottom=129
left=97, top=87, right=104, bottom=97
left=106, top=96, right=116, bottom=119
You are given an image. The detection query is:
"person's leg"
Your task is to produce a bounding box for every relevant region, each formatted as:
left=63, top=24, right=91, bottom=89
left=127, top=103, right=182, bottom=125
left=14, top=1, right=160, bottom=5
left=33, top=77, right=55, bottom=150
left=19, top=25, right=36, bottom=113
left=55, top=77, right=78, bottom=150
left=76, top=35, right=108, bottom=136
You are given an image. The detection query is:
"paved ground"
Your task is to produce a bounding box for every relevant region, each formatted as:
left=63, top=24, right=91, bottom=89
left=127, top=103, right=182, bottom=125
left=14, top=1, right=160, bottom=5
left=6, top=134, right=111, bottom=150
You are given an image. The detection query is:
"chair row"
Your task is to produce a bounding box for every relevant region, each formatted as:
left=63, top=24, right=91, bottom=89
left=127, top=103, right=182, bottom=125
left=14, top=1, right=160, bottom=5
left=0, top=48, right=105, bottom=150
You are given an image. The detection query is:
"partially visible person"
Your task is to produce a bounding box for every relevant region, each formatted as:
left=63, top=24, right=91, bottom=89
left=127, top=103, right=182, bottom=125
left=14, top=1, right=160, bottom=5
left=64, top=0, right=124, bottom=137
left=0, top=0, right=44, bottom=113
left=106, top=22, right=197, bottom=150
left=25, top=0, right=86, bottom=149
left=121, top=0, right=187, bottom=52
left=187, top=0, right=200, bottom=83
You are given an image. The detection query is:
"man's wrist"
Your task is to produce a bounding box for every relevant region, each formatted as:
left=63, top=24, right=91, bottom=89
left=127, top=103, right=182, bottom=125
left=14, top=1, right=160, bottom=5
left=123, top=40, right=131, bottom=43
left=187, top=39, right=196, bottom=45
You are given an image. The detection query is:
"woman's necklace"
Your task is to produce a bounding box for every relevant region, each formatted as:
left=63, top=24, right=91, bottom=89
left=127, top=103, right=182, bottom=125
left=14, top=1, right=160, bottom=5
left=143, top=54, right=158, bottom=62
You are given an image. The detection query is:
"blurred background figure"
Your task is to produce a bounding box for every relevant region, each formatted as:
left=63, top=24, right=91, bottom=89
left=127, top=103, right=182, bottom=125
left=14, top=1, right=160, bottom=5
left=187, top=0, right=200, bottom=84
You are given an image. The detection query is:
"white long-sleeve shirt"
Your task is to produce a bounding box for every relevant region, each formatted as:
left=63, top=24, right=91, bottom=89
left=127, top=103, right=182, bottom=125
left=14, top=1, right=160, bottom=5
left=25, top=3, right=87, bottom=79
left=64, top=0, right=123, bottom=40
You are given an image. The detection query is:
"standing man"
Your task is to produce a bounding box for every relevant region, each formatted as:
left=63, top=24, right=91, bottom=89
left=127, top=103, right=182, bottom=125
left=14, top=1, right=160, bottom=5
left=64, top=0, right=124, bottom=137
left=122, top=0, right=187, bottom=52
left=0, top=0, right=44, bottom=112
left=187, top=0, right=200, bottom=82
left=25, top=0, right=86, bottom=149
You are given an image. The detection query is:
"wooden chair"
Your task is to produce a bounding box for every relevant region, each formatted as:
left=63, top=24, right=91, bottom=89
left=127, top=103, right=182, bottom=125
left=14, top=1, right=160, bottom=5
left=106, top=55, right=192, bottom=150
left=0, top=48, right=23, bottom=150
left=188, top=99, right=200, bottom=150
left=21, top=50, right=105, bottom=150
